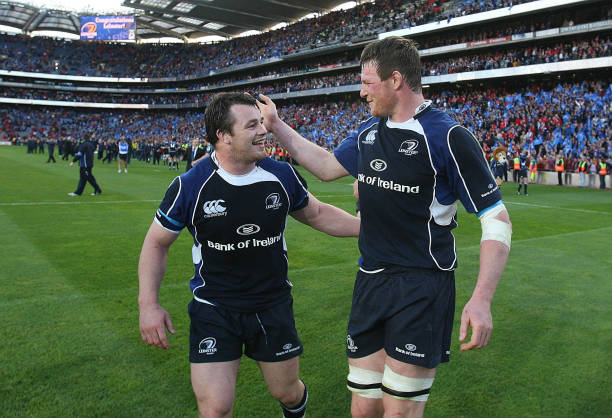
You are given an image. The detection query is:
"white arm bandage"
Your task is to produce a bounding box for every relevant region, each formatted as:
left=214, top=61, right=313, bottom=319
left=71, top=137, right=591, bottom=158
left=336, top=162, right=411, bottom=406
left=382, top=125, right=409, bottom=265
left=479, top=203, right=512, bottom=249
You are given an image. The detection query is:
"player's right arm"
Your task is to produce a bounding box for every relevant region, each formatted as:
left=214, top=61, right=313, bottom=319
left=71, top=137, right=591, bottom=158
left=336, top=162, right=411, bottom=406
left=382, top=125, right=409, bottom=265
left=138, top=221, right=180, bottom=349
left=256, top=94, right=349, bottom=181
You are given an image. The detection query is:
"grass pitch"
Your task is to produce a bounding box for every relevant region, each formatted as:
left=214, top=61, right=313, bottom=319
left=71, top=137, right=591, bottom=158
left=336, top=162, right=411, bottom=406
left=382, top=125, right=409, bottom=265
left=1, top=146, right=611, bottom=417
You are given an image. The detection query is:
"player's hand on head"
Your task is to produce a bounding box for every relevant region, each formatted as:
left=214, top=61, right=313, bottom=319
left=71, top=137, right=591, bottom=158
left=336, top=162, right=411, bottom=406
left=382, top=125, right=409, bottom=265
left=255, top=94, right=278, bottom=129
left=459, top=298, right=492, bottom=351
left=139, top=304, right=176, bottom=349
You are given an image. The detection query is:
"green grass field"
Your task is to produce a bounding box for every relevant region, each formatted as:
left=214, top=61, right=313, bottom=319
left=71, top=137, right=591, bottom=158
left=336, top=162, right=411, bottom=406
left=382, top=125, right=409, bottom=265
left=1, top=146, right=611, bottom=417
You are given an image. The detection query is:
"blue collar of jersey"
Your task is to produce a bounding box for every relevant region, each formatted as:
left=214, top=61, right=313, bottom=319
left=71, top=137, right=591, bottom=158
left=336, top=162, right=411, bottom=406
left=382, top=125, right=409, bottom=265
left=414, top=100, right=432, bottom=119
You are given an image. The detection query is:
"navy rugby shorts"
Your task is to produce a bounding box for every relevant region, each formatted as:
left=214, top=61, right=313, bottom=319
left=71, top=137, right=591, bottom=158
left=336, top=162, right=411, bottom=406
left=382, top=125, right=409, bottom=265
left=346, top=267, right=455, bottom=369
left=189, top=297, right=303, bottom=363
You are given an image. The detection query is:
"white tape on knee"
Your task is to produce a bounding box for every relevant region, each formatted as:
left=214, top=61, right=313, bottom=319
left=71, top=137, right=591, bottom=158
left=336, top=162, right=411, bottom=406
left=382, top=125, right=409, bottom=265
left=479, top=203, right=512, bottom=249
left=347, top=365, right=383, bottom=399
left=381, top=365, right=434, bottom=402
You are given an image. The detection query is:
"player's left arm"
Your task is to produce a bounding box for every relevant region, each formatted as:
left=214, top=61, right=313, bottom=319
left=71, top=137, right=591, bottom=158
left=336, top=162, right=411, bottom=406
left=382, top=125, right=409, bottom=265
left=460, top=205, right=511, bottom=351
left=445, top=126, right=512, bottom=351
left=290, top=192, right=360, bottom=237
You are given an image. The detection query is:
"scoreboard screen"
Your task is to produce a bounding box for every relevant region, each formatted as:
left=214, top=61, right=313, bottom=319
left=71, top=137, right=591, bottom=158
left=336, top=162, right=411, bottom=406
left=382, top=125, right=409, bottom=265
left=80, top=16, right=135, bottom=41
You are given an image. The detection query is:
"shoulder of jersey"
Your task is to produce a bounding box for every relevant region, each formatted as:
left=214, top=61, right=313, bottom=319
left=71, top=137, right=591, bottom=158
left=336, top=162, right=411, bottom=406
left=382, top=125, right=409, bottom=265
left=420, top=106, right=459, bottom=132
left=258, top=156, right=291, bottom=172
left=418, top=104, right=455, bottom=124
left=180, top=155, right=216, bottom=183
left=358, top=116, right=380, bottom=131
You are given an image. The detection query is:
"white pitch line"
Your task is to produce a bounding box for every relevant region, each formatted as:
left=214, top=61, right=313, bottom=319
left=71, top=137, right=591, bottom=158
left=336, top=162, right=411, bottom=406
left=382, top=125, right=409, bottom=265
left=459, top=225, right=612, bottom=252
left=0, top=196, right=356, bottom=206
left=0, top=199, right=160, bottom=206
left=505, top=201, right=612, bottom=215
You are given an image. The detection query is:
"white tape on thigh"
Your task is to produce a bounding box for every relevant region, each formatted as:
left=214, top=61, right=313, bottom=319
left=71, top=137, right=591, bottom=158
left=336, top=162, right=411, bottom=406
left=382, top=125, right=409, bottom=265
left=347, top=365, right=383, bottom=399
left=479, top=203, right=512, bottom=249
left=381, top=365, right=434, bottom=402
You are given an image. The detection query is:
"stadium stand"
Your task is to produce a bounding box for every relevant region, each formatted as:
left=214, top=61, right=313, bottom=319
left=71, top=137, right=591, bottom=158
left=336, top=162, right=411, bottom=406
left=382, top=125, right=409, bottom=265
left=0, top=0, right=610, bottom=184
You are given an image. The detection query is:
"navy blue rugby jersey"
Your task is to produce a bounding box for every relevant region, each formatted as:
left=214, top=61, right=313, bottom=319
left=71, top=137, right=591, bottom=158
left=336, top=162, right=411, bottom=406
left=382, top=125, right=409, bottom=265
left=334, top=101, right=502, bottom=271
left=519, top=154, right=528, bottom=170
left=154, top=152, right=309, bottom=312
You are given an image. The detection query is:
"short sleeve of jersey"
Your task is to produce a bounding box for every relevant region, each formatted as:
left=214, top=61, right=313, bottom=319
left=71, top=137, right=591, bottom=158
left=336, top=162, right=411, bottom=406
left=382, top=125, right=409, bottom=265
left=287, top=165, right=309, bottom=212
left=446, top=126, right=502, bottom=213
left=154, top=176, right=187, bottom=233
left=333, top=133, right=358, bottom=178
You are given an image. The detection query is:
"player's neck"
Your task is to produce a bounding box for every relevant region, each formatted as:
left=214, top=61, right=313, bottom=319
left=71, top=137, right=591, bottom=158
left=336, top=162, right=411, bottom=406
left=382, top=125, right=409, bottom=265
left=215, top=152, right=256, bottom=176
left=389, top=91, right=426, bottom=123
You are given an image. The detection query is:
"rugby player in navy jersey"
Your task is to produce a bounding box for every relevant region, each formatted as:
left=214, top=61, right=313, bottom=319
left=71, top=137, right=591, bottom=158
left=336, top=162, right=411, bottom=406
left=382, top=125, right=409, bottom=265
left=138, top=93, right=360, bottom=418
left=257, top=36, right=512, bottom=418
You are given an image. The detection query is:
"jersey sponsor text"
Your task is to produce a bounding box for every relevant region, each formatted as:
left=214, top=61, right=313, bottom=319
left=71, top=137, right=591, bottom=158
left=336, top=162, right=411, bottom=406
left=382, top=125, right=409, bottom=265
left=358, top=173, right=420, bottom=194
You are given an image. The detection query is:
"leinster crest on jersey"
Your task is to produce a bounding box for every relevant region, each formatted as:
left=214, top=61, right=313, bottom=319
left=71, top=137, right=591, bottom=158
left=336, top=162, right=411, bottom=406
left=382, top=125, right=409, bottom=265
left=265, top=193, right=283, bottom=210
left=398, top=139, right=419, bottom=156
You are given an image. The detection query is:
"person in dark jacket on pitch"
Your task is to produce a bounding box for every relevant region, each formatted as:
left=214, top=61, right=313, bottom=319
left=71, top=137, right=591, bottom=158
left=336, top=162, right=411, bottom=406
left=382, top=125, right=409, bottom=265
left=185, top=137, right=209, bottom=171
left=68, top=134, right=102, bottom=196
left=46, top=139, right=57, bottom=163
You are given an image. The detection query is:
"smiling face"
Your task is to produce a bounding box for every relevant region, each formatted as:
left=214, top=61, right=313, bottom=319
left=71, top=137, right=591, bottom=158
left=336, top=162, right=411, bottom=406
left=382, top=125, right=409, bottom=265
left=360, top=62, right=397, bottom=118
left=224, top=104, right=268, bottom=165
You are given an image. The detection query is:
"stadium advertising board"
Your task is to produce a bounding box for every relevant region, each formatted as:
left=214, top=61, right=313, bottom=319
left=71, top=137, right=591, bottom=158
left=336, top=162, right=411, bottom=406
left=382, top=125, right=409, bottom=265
left=80, top=16, right=135, bottom=41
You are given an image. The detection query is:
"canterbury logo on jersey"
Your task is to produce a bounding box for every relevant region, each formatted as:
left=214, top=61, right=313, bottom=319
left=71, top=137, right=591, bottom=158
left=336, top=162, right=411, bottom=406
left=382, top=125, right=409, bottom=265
left=362, top=130, right=376, bottom=145
left=203, top=199, right=227, bottom=218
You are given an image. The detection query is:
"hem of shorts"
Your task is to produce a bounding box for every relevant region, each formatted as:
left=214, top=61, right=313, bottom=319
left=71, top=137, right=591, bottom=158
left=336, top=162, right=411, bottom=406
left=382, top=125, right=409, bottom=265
left=384, top=350, right=449, bottom=369
left=246, top=347, right=303, bottom=363
left=346, top=346, right=384, bottom=359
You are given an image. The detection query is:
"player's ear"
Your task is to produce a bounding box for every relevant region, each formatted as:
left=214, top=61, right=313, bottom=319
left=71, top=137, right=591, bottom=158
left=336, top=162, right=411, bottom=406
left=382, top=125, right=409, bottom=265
left=217, top=129, right=231, bottom=145
left=391, top=70, right=403, bottom=90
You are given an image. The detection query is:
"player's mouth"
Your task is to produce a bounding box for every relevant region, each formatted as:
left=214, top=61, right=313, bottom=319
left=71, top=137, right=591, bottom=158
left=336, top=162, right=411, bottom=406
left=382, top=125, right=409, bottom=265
left=252, top=137, right=265, bottom=146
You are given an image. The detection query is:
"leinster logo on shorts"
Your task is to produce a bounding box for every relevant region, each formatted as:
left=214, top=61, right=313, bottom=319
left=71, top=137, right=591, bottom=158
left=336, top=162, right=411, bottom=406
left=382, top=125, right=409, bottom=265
left=369, top=159, right=387, bottom=172
left=198, top=337, right=217, bottom=355
left=203, top=199, right=227, bottom=218
left=398, top=140, right=419, bottom=156
left=362, top=130, right=377, bottom=145
left=265, top=193, right=282, bottom=210
left=236, top=224, right=260, bottom=235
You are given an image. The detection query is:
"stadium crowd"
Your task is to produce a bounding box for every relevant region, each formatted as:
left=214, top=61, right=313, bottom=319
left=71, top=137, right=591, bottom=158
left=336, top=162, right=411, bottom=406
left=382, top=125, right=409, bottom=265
left=0, top=0, right=545, bottom=78
left=3, top=35, right=609, bottom=105
left=4, top=81, right=610, bottom=169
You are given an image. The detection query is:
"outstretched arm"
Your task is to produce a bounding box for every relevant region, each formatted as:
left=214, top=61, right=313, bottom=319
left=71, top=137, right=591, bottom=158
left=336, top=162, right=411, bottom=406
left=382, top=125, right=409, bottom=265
left=290, top=192, right=359, bottom=237
left=257, top=94, right=349, bottom=181
left=138, top=221, right=180, bottom=349
left=459, top=208, right=511, bottom=351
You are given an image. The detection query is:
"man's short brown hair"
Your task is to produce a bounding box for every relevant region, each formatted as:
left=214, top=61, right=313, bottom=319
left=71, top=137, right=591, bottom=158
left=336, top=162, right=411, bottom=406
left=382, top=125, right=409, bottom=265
left=360, top=36, right=421, bottom=93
